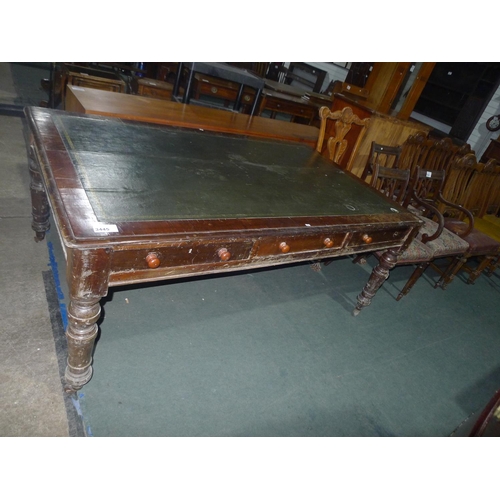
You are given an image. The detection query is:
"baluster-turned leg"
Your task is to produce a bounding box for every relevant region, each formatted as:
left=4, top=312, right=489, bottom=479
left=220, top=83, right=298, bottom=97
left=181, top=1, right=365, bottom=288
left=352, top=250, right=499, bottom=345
left=353, top=248, right=399, bottom=316
left=28, top=142, right=50, bottom=241
left=64, top=297, right=102, bottom=393
left=63, top=248, right=110, bottom=393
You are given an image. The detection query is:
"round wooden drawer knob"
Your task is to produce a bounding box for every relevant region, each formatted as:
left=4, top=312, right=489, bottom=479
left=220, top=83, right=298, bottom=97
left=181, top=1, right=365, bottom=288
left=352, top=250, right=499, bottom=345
left=324, top=238, right=334, bottom=248
left=362, top=234, right=373, bottom=244
left=218, top=248, right=231, bottom=261
left=279, top=242, right=290, bottom=253
left=146, top=252, right=161, bottom=269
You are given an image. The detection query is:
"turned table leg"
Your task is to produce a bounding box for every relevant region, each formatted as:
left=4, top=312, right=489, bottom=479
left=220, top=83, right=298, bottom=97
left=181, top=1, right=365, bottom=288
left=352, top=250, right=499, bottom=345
left=353, top=248, right=399, bottom=316
left=28, top=143, right=50, bottom=241
left=63, top=248, right=110, bottom=393
left=64, top=297, right=102, bottom=393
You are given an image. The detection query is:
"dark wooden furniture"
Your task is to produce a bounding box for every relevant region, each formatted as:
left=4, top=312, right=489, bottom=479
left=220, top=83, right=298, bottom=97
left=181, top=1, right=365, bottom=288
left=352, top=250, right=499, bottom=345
left=266, top=63, right=327, bottom=93
left=64, top=85, right=320, bottom=147
left=25, top=107, right=421, bottom=393
left=61, top=64, right=126, bottom=106
left=263, top=79, right=332, bottom=112
left=360, top=142, right=402, bottom=182
left=172, top=62, right=265, bottom=115
left=133, top=78, right=174, bottom=100
left=355, top=166, right=470, bottom=300
left=480, top=137, right=500, bottom=164
left=191, top=74, right=256, bottom=110
left=258, top=89, right=319, bottom=125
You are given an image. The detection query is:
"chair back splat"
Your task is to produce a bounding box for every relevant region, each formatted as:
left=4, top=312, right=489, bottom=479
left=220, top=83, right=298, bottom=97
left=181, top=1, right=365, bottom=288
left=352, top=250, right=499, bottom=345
left=361, top=141, right=402, bottom=182
left=316, top=106, right=370, bottom=171
left=370, top=165, right=409, bottom=205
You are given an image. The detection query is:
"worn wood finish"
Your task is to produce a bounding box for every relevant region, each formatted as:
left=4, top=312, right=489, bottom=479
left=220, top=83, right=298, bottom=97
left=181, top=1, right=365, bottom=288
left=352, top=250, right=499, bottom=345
left=64, top=85, right=319, bottom=146
left=26, top=107, right=421, bottom=392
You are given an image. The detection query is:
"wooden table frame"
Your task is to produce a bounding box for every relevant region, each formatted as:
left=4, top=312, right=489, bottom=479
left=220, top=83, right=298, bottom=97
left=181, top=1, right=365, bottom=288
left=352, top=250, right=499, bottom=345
left=26, top=107, right=421, bottom=393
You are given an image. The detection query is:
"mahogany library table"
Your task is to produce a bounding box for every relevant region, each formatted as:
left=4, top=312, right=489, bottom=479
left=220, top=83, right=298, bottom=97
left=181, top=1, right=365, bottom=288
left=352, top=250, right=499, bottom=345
left=25, top=107, right=421, bottom=393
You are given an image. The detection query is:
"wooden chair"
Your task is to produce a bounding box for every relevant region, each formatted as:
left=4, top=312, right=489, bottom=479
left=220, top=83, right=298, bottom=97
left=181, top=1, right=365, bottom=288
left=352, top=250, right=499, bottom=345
left=354, top=165, right=469, bottom=300
left=316, top=106, right=370, bottom=171
left=439, top=153, right=479, bottom=218
left=360, top=141, right=402, bottom=183
left=399, top=167, right=472, bottom=293
left=398, top=131, right=428, bottom=175
left=479, top=160, right=500, bottom=216
left=422, top=137, right=457, bottom=173
left=404, top=168, right=500, bottom=288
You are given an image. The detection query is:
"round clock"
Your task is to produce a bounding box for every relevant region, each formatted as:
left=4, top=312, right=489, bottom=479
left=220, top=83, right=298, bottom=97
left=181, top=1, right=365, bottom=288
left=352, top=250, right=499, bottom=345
left=486, top=115, right=500, bottom=132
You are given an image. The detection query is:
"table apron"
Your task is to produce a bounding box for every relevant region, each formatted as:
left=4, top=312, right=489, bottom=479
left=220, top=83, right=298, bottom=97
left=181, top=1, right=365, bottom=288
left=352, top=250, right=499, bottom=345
left=105, top=225, right=414, bottom=286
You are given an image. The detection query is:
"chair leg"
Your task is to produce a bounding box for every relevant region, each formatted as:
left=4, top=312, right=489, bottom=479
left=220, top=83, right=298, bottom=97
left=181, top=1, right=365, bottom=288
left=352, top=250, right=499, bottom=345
left=466, top=255, right=496, bottom=284
left=436, top=255, right=466, bottom=289
left=396, top=262, right=430, bottom=301
left=486, top=256, right=500, bottom=277
left=352, top=253, right=368, bottom=265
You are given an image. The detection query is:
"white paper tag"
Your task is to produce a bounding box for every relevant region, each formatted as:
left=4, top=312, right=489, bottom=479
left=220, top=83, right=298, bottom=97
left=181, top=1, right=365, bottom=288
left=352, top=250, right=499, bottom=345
left=426, top=171, right=432, bottom=178
left=93, top=223, right=119, bottom=233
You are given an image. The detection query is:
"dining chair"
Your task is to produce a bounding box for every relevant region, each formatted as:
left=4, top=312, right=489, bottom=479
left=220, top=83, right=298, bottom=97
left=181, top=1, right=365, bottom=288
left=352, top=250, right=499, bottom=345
left=403, top=168, right=500, bottom=289
left=315, top=106, right=370, bottom=172
left=354, top=165, right=469, bottom=300
left=359, top=141, right=402, bottom=183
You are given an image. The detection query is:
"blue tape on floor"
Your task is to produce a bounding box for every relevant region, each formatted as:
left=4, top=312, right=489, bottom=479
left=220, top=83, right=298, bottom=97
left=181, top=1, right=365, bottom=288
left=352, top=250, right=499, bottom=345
left=46, top=240, right=68, bottom=329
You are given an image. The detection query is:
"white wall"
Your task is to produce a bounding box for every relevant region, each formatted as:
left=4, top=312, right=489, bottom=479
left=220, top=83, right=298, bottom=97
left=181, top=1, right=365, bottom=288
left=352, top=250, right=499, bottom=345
left=467, top=85, right=500, bottom=158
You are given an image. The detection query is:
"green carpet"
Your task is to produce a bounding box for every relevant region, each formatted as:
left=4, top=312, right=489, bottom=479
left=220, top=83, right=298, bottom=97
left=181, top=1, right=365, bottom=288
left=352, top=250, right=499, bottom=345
left=46, top=224, right=500, bottom=436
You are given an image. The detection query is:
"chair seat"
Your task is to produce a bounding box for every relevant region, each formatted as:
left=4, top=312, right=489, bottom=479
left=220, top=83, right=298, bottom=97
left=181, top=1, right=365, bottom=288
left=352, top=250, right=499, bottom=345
left=444, top=218, right=500, bottom=256
left=417, top=217, right=469, bottom=257
left=374, top=238, right=433, bottom=263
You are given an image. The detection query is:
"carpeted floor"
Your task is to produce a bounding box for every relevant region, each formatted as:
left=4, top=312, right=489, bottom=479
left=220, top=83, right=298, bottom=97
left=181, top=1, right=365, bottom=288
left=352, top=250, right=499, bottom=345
left=45, top=218, right=500, bottom=436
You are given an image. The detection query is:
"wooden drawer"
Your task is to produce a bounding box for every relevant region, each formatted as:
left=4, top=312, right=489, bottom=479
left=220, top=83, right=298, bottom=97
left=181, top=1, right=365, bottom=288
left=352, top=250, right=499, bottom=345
left=255, top=232, right=347, bottom=257
left=67, top=75, right=125, bottom=93
left=136, top=78, right=173, bottom=100
left=346, top=228, right=408, bottom=250
left=111, top=239, right=254, bottom=272
left=263, top=98, right=316, bottom=119
left=193, top=75, right=255, bottom=105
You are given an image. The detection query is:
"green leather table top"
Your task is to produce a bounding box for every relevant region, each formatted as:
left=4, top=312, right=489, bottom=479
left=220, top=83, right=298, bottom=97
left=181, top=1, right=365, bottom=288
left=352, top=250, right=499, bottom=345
left=53, top=114, right=402, bottom=223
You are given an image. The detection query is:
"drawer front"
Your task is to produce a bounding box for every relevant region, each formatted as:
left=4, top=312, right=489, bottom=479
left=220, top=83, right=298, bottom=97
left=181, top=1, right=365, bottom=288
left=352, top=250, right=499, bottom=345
left=195, top=81, right=255, bottom=103
left=111, top=240, right=254, bottom=272
left=255, top=233, right=346, bottom=257
left=346, top=228, right=408, bottom=249
left=70, top=76, right=124, bottom=93
left=263, top=98, right=316, bottom=118
left=139, top=85, right=172, bottom=99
